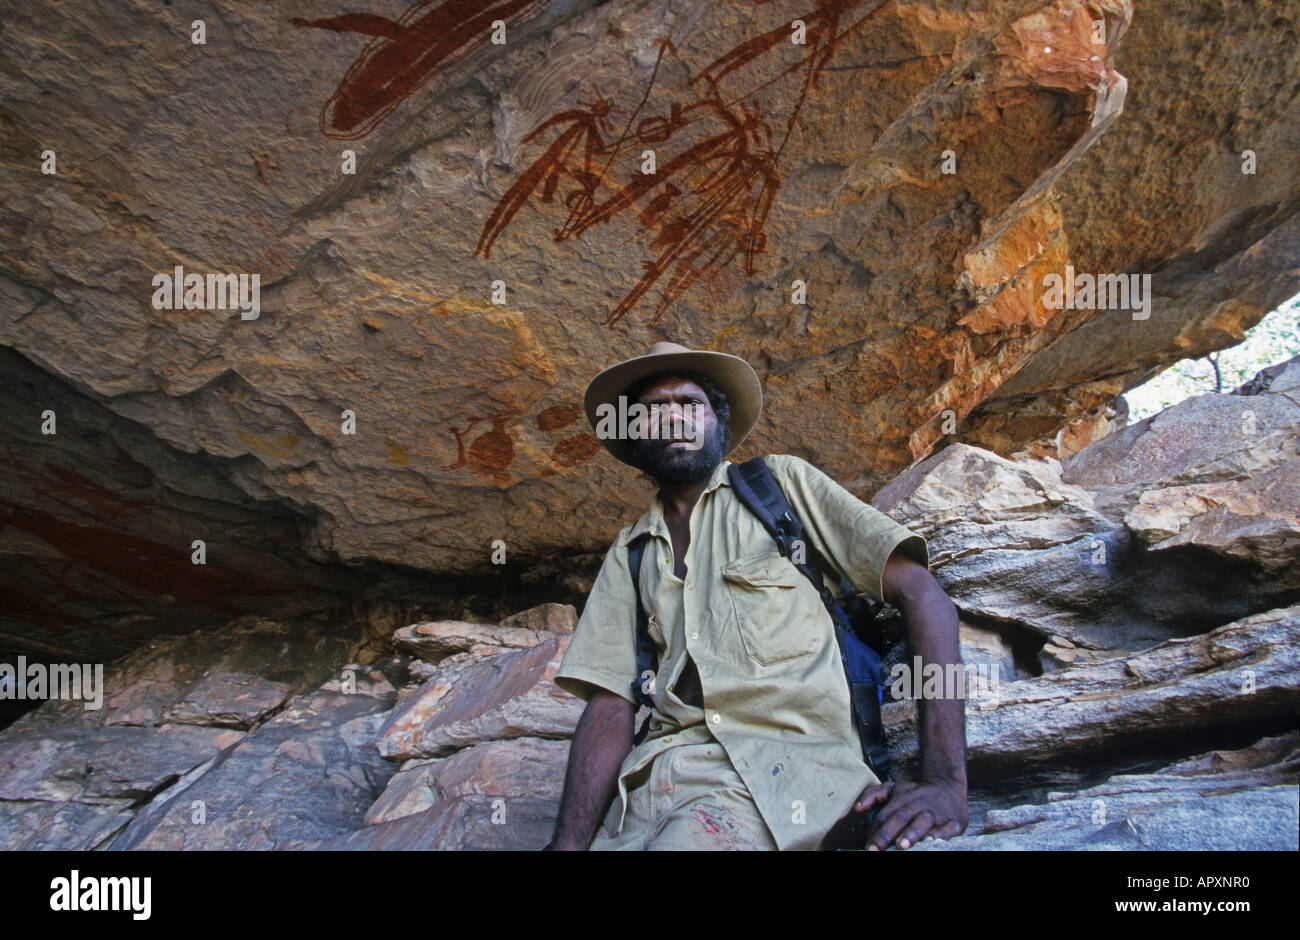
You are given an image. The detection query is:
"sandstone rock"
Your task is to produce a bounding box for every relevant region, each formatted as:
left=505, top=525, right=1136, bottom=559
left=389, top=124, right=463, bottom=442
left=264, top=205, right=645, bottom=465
left=0, top=800, right=137, bottom=851
left=1124, top=461, right=1299, bottom=588
left=940, top=787, right=1300, bottom=851
left=160, top=670, right=294, bottom=730
left=392, top=603, right=578, bottom=663
left=377, top=635, right=582, bottom=760
left=394, top=620, right=551, bottom=662
left=7, top=614, right=362, bottom=731
left=954, top=621, right=1022, bottom=681
left=501, top=602, right=578, bottom=635
left=1232, top=354, right=1300, bottom=397
left=876, top=390, right=1300, bottom=648
left=959, top=0, right=1300, bottom=462
left=1059, top=360, right=1300, bottom=616
left=3, top=0, right=1296, bottom=660
left=1062, top=357, right=1300, bottom=520
left=317, top=794, right=557, bottom=851
left=1, top=0, right=1298, bottom=855
left=883, top=604, right=1300, bottom=775
left=0, top=719, right=241, bottom=849
left=0, top=345, right=435, bottom=668
left=365, top=736, right=569, bottom=826
left=0, top=724, right=240, bottom=805
left=0, top=616, right=404, bottom=849
left=874, top=443, right=1206, bottom=648
left=408, top=660, right=441, bottom=684
left=107, top=670, right=399, bottom=850
left=883, top=617, right=1025, bottom=685
left=318, top=663, right=398, bottom=698
left=913, top=733, right=1299, bottom=851
left=402, top=644, right=516, bottom=693
left=1055, top=396, right=1128, bottom=458
left=873, top=443, right=1108, bottom=561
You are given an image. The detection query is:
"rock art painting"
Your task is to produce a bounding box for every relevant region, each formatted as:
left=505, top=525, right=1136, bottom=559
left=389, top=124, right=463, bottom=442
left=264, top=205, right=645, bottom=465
left=441, top=403, right=599, bottom=485
left=479, top=0, right=897, bottom=326
left=298, top=0, right=902, bottom=325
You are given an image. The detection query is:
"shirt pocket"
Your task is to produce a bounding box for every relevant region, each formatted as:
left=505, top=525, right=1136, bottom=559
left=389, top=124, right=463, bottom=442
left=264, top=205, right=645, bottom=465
left=721, top=550, right=819, bottom=666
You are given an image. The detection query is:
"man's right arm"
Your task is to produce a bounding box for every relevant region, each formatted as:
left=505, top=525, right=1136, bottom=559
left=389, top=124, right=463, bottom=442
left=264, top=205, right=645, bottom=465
left=548, top=688, right=635, bottom=850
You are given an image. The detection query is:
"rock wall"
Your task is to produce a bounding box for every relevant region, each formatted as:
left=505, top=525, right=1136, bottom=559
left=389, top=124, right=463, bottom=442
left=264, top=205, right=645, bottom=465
left=2, top=0, right=1297, bottom=661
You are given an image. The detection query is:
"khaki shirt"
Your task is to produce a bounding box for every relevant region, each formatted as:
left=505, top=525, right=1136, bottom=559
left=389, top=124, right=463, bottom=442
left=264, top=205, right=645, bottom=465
left=555, top=453, right=929, bottom=850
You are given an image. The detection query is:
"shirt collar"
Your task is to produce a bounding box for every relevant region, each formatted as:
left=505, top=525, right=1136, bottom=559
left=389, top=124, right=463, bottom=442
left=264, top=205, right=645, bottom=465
left=627, top=459, right=733, bottom=543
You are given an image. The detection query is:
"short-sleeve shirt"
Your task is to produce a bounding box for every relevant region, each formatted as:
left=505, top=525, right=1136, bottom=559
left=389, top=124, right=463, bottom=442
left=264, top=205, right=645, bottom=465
left=555, top=453, right=929, bottom=850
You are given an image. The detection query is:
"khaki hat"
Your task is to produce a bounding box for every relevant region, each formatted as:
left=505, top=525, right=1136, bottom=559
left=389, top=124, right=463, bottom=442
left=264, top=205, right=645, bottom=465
left=583, top=341, right=763, bottom=467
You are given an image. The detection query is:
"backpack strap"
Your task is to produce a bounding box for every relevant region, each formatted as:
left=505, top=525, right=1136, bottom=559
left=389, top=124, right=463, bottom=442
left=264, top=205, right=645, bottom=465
left=627, top=532, right=656, bottom=745
left=726, top=456, right=841, bottom=620
left=727, top=456, right=893, bottom=781
left=627, top=532, right=654, bottom=707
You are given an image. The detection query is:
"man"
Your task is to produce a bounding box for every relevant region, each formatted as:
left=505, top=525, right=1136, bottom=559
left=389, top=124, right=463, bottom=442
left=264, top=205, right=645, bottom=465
left=549, top=341, right=967, bottom=850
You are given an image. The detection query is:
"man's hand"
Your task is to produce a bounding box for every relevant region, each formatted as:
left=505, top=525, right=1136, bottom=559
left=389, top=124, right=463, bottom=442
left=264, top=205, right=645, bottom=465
left=858, top=548, right=968, bottom=851
left=853, top=777, right=967, bottom=850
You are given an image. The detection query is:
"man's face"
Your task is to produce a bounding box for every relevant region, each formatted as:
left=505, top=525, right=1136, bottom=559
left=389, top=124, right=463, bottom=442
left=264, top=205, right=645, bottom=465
left=628, top=376, right=725, bottom=485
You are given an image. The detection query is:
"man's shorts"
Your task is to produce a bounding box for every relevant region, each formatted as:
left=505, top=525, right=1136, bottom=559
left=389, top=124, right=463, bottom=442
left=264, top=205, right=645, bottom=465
left=589, top=740, right=779, bottom=850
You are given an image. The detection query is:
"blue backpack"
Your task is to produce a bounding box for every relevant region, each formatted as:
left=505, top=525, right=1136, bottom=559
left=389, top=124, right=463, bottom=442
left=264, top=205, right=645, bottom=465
left=625, top=456, right=893, bottom=782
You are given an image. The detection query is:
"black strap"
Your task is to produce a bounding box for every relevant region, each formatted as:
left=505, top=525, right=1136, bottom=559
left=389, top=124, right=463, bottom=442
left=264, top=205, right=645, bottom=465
left=628, top=532, right=654, bottom=706
left=627, top=533, right=656, bottom=745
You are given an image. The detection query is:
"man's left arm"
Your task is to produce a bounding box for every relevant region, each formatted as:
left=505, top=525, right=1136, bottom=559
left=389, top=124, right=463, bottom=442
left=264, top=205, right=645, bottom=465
left=855, top=549, right=968, bottom=850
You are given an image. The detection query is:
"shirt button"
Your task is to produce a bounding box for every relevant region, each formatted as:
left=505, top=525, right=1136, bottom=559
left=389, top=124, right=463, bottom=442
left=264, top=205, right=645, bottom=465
left=690, top=632, right=699, bottom=641
left=711, top=713, right=721, bottom=724
left=663, top=736, right=673, bottom=744
left=686, top=581, right=693, bottom=590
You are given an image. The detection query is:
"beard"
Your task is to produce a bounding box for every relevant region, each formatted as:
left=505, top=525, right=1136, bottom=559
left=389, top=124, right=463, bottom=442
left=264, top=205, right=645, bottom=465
left=629, top=424, right=728, bottom=486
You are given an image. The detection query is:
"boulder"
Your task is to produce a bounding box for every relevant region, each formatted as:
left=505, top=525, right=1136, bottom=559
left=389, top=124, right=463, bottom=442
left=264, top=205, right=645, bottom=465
left=393, top=620, right=553, bottom=662
left=875, top=358, right=1300, bottom=650
left=315, top=794, right=557, bottom=851
left=377, top=635, right=582, bottom=760
left=105, top=668, right=399, bottom=850
left=1062, top=357, right=1300, bottom=520
left=1124, top=462, right=1299, bottom=587
left=874, top=443, right=1227, bottom=649
left=6, top=615, right=362, bottom=732
left=365, top=736, right=569, bottom=826
left=501, top=602, right=578, bottom=635
left=914, top=733, right=1299, bottom=851
left=883, top=604, right=1300, bottom=775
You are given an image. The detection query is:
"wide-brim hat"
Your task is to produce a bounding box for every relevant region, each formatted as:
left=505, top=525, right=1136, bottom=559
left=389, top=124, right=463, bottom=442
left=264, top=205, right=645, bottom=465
left=584, top=341, right=763, bottom=467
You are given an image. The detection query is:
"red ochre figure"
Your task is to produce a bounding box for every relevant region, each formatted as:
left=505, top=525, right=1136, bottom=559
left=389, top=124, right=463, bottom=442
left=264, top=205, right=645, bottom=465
left=292, top=0, right=548, bottom=139
left=475, top=2, right=886, bottom=326
left=442, top=404, right=599, bottom=484
left=535, top=403, right=584, bottom=432
left=442, top=411, right=518, bottom=484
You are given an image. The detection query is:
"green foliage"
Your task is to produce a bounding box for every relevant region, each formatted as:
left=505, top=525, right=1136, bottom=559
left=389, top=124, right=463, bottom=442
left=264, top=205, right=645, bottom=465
left=1126, top=293, right=1300, bottom=421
